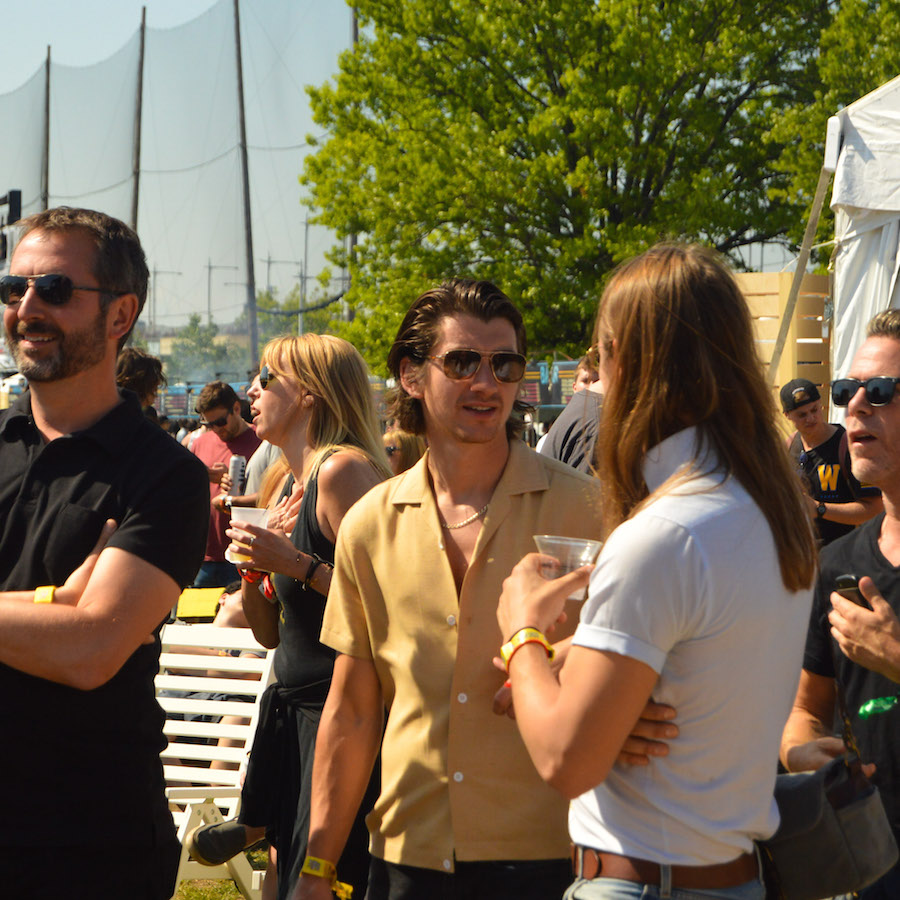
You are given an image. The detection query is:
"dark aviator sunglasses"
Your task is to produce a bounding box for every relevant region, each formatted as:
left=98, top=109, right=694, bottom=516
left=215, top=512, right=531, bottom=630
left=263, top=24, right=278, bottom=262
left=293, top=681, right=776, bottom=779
left=0, top=273, right=121, bottom=306
left=427, top=349, right=526, bottom=384
left=831, top=377, right=900, bottom=408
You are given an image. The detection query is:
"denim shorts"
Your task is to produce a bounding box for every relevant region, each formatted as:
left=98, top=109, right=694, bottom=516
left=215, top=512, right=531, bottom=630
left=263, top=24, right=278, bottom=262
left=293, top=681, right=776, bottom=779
left=563, top=874, right=765, bottom=900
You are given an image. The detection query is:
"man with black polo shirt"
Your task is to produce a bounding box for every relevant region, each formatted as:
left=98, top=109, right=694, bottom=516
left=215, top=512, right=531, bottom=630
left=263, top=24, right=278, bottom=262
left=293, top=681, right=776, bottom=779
left=0, top=207, right=209, bottom=899
left=781, top=312, right=900, bottom=897
left=781, top=376, right=882, bottom=545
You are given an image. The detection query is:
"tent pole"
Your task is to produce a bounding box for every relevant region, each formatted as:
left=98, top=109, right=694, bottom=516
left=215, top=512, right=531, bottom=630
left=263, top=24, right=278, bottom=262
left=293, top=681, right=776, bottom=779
left=766, top=164, right=833, bottom=384
left=233, top=0, right=258, bottom=369
left=131, top=7, right=146, bottom=231
left=42, top=46, right=50, bottom=211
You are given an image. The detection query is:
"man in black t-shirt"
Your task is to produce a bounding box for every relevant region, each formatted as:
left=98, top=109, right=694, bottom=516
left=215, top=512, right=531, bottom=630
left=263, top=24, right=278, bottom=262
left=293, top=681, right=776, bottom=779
left=781, top=377, right=882, bottom=544
left=0, top=208, right=208, bottom=899
left=780, top=316, right=900, bottom=898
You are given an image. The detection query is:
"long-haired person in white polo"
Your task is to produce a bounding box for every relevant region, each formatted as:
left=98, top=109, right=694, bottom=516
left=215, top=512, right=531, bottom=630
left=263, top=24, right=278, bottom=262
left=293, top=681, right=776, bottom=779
left=497, top=243, right=818, bottom=900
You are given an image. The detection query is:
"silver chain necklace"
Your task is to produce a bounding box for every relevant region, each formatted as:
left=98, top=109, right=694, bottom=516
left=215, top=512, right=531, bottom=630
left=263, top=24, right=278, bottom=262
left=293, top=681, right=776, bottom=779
left=441, top=503, right=489, bottom=530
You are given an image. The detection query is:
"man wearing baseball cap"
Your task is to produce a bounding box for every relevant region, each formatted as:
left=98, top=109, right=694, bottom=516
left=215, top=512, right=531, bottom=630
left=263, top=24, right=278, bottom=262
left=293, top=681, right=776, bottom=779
left=781, top=377, right=882, bottom=544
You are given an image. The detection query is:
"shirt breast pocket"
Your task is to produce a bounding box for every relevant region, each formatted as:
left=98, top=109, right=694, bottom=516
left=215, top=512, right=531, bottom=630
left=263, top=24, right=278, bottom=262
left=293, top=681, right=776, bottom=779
left=43, top=504, right=108, bottom=587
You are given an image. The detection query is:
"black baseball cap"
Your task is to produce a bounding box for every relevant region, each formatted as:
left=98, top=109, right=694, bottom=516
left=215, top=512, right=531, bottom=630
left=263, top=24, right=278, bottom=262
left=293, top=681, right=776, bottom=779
left=780, top=378, right=820, bottom=413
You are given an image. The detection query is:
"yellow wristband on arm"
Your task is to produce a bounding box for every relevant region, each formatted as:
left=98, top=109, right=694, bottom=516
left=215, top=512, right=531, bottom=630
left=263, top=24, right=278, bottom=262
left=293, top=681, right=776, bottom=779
left=34, top=585, right=56, bottom=604
left=500, top=626, right=555, bottom=672
left=301, top=856, right=353, bottom=899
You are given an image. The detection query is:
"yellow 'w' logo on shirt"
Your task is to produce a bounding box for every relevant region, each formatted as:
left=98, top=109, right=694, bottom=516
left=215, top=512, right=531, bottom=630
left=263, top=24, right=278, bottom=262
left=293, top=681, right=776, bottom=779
left=818, top=464, right=840, bottom=492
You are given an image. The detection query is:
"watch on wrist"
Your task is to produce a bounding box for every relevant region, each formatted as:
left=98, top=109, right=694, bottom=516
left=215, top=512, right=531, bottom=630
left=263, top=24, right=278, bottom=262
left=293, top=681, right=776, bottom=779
left=816, top=502, right=827, bottom=519
left=223, top=495, right=234, bottom=511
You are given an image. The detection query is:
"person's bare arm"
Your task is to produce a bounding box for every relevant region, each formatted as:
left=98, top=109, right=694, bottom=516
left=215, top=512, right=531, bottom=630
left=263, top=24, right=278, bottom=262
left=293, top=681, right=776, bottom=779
left=315, top=452, right=383, bottom=545
left=240, top=577, right=280, bottom=649
left=0, top=543, right=182, bottom=690
left=496, top=555, right=658, bottom=798
left=780, top=669, right=844, bottom=772
left=814, top=494, right=883, bottom=526
left=491, top=639, right=678, bottom=766
left=292, top=653, right=383, bottom=900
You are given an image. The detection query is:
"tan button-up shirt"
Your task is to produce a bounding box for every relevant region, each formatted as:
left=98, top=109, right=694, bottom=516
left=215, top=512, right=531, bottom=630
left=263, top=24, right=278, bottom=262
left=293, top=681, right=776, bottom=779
left=322, top=441, right=604, bottom=872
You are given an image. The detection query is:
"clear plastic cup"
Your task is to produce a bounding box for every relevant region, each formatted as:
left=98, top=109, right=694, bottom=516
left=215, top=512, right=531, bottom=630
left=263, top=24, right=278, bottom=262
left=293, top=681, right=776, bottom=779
left=225, top=506, right=270, bottom=564
left=533, top=534, right=602, bottom=599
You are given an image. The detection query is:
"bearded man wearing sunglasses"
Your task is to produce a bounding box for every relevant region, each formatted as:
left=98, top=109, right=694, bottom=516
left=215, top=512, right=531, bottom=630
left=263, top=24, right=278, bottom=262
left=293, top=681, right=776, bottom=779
left=782, top=309, right=900, bottom=897
left=289, top=279, right=613, bottom=900
left=0, top=207, right=209, bottom=898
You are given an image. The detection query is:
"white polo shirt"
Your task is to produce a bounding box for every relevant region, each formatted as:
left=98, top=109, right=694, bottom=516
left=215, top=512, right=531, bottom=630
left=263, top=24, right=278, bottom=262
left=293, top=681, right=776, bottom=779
left=570, top=427, right=813, bottom=864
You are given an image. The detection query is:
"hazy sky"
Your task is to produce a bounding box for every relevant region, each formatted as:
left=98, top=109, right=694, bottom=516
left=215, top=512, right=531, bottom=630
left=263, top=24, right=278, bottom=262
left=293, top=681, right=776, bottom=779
left=2, top=1, right=219, bottom=92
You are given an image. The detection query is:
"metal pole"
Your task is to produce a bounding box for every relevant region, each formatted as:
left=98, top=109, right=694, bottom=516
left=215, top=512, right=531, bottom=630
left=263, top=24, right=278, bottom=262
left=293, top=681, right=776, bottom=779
left=42, top=47, right=50, bottom=210
left=233, top=0, right=258, bottom=367
left=766, top=165, right=833, bottom=384
left=130, top=7, right=146, bottom=231
left=300, top=214, right=309, bottom=335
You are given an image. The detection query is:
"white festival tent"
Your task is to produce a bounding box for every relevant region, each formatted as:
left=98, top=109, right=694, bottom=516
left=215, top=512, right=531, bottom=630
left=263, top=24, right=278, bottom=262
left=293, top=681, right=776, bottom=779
left=828, top=75, right=900, bottom=420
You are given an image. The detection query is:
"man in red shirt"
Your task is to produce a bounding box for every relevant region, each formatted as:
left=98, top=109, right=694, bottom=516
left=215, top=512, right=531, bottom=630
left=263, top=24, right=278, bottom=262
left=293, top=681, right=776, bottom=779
left=191, top=380, right=261, bottom=586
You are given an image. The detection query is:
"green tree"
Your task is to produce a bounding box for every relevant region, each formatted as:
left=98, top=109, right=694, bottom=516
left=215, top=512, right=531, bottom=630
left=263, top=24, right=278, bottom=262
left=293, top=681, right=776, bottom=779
left=163, top=314, right=246, bottom=385
left=772, top=0, right=900, bottom=256
left=303, top=0, right=831, bottom=369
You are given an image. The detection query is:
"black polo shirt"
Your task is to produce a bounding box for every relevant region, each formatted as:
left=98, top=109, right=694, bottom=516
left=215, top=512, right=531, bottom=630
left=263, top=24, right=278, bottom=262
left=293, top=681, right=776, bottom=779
left=0, top=390, right=209, bottom=846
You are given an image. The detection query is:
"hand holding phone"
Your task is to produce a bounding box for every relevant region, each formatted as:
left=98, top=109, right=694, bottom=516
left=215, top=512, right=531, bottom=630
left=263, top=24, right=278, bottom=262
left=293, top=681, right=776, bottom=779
left=835, top=574, right=871, bottom=610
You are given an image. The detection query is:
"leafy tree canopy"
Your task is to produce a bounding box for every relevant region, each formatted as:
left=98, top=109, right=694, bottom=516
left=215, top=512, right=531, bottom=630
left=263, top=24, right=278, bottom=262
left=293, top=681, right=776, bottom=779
left=772, top=0, right=900, bottom=256
left=303, top=0, right=831, bottom=370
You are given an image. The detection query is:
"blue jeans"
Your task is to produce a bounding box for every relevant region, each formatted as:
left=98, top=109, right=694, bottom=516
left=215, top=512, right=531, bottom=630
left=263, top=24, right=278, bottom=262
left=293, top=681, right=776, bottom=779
left=563, top=875, right=765, bottom=900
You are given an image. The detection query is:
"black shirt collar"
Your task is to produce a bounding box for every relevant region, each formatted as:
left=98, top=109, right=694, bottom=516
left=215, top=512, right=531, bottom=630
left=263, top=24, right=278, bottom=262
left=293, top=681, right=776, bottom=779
left=0, top=389, right=145, bottom=453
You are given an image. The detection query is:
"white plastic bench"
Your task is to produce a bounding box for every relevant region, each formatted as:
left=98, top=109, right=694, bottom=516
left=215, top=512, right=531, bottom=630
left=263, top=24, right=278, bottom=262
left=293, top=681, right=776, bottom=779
left=157, top=622, right=276, bottom=900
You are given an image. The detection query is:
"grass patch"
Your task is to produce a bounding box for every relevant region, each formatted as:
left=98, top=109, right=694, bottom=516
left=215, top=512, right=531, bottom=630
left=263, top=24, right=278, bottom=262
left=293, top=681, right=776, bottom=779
left=174, top=848, right=269, bottom=900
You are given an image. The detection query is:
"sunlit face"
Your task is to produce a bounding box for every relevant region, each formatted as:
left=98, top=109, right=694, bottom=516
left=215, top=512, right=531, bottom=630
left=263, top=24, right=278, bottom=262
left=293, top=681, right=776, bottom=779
left=250, top=362, right=306, bottom=447
left=573, top=366, right=597, bottom=393
left=784, top=399, right=823, bottom=437
left=201, top=403, right=244, bottom=442
left=4, top=229, right=112, bottom=383
left=844, top=336, right=900, bottom=498
left=401, top=314, right=520, bottom=450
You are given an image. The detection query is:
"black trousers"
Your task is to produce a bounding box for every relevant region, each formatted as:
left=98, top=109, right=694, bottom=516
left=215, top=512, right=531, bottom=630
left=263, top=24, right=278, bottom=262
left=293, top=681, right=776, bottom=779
left=366, top=856, right=572, bottom=900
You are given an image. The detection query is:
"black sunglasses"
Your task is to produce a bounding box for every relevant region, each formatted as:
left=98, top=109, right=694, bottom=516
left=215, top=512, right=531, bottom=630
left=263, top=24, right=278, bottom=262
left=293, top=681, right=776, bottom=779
left=384, top=445, right=399, bottom=456
left=0, top=273, right=121, bottom=306
left=197, top=413, right=230, bottom=428
left=831, top=377, right=900, bottom=408
left=259, top=365, right=277, bottom=390
left=427, top=349, right=526, bottom=384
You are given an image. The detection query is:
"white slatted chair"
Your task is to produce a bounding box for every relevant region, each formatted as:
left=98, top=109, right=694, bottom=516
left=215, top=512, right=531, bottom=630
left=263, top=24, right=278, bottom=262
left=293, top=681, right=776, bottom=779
left=157, top=623, right=276, bottom=900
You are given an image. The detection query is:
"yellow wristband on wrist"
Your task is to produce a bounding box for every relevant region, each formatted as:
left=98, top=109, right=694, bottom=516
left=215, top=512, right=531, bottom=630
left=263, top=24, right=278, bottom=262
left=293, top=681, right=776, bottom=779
left=500, top=626, right=554, bottom=672
left=301, top=856, right=353, bottom=899
left=34, top=585, right=56, bottom=604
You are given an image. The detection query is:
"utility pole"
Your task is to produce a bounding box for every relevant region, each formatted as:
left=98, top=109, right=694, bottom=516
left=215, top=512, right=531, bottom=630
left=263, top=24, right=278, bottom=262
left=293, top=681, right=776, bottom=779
left=206, top=260, right=238, bottom=324
left=149, top=267, right=181, bottom=333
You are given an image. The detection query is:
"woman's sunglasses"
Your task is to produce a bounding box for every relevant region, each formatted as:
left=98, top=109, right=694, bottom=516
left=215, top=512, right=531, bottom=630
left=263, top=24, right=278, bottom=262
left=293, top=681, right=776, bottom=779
left=831, top=377, right=900, bottom=408
left=0, top=273, right=120, bottom=306
left=427, top=349, right=526, bottom=384
left=259, top=365, right=278, bottom=389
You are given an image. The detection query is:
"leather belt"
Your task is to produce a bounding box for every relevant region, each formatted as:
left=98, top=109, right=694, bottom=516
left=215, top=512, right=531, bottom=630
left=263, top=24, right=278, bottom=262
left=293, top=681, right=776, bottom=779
left=571, top=845, right=759, bottom=890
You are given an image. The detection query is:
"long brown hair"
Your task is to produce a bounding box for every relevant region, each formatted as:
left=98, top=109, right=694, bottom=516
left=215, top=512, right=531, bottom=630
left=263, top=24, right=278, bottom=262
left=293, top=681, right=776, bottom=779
left=596, top=243, right=817, bottom=591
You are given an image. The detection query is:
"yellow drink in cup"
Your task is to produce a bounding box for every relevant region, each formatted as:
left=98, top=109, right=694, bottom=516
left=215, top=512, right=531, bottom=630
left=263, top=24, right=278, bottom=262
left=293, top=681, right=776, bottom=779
left=226, top=507, right=269, bottom=564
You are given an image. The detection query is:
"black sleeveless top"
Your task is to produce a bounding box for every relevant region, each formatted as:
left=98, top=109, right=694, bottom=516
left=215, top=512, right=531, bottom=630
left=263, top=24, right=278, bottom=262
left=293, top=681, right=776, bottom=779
left=271, top=457, right=337, bottom=692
